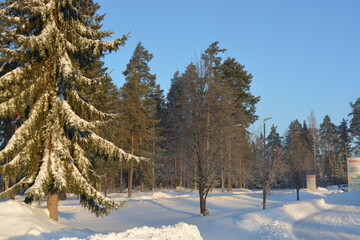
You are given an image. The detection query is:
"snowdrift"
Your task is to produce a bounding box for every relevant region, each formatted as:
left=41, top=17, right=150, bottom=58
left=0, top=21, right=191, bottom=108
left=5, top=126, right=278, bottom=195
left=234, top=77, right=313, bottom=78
left=0, top=200, right=67, bottom=239
left=237, top=188, right=360, bottom=239
left=0, top=199, right=202, bottom=240
left=59, top=223, right=202, bottom=240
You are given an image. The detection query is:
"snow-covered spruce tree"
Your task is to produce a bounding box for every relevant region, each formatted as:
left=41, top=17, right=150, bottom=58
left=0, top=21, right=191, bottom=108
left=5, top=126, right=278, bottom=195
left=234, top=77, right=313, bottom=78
left=0, top=0, right=143, bottom=220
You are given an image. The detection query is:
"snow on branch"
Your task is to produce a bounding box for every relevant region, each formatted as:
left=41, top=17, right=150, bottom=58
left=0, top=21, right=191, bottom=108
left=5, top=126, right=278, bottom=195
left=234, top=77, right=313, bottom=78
left=0, top=139, right=35, bottom=176
left=63, top=28, right=128, bottom=57
left=73, top=143, right=94, bottom=180
left=0, top=94, right=47, bottom=162
left=16, top=21, right=56, bottom=56
left=0, top=76, right=42, bottom=118
left=0, top=47, right=20, bottom=60
left=67, top=89, right=116, bottom=121
left=59, top=52, right=74, bottom=78
left=58, top=52, right=98, bottom=86
left=9, top=1, right=53, bottom=17
left=64, top=19, right=113, bottom=40
left=55, top=96, right=100, bottom=131
left=57, top=1, right=105, bottom=25
left=50, top=137, right=69, bottom=191
left=0, top=64, right=42, bottom=101
left=0, top=65, right=30, bottom=90
left=25, top=148, right=51, bottom=201
left=3, top=15, right=23, bottom=25
left=76, top=132, right=146, bottom=164
left=67, top=160, right=124, bottom=216
left=0, top=176, right=34, bottom=200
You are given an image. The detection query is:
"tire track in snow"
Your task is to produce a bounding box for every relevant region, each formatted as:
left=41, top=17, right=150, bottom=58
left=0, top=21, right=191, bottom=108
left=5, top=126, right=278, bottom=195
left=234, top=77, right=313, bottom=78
left=292, top=205, right=360, bottom=240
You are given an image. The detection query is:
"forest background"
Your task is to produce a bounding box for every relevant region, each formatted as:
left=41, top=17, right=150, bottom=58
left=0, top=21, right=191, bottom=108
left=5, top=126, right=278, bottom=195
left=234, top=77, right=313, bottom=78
left=0, top=0, right=359, bottom=217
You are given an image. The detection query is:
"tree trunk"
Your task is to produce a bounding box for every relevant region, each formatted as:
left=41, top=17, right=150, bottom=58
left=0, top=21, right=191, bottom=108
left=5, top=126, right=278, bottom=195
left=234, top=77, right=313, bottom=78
left=238, top=155, right=242, bottom=189
left=140, top=182, right=144, bottom=192
left=119, top=169, right=123, bottom=192
left=296, top=187, right=300, bottom=201
left=227, top=139, right=232, bottom=192
left=128, top=163, right=133, bottom=198
left=47, top=192, right=59, bottom=221
left=199, top=183, right=209, bottom=216
left=4, top=156, right=16, bottom=199
left=193, top=166, right=197, bottom=191
left=151, top=159, right=155, bottom=191
left=344, top=142, right=348, bottom=159
left=179, top=164, right=183, bottom=190
left=128, top=133, right=135, bottom=197
left=140, top=163, right=144, bottom=193
left=221, top=170, right=225, bottom=192
left=104, top=174, right=108, bottom=197
left=262, top=182, right=268, bottom=209
left=3, top=177, right=8, bottom=193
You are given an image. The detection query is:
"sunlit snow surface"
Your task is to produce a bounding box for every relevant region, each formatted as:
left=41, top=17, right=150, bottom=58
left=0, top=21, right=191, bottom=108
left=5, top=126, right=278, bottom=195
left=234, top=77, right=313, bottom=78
left=1, top=188, right=360, bottom=240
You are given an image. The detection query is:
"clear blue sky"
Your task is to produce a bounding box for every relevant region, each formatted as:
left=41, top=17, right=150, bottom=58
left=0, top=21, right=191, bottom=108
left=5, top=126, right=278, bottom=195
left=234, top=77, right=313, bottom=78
left=95, top=0, right=360, bottom=136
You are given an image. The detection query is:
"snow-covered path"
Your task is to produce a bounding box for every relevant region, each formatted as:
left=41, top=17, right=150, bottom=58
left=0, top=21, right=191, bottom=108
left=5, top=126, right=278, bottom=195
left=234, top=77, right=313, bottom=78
left=58, top=191, right=262, bottom=240
left=292, top=205, right=360, bottom=240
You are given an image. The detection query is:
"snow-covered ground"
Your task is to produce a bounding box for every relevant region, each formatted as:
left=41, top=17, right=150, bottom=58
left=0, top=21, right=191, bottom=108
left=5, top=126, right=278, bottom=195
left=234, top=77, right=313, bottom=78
left=1, top=187, right=360, bottom=240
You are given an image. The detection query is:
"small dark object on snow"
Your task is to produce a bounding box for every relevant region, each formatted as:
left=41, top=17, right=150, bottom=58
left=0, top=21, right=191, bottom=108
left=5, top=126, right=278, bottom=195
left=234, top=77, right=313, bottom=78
left=59, top=191, right=67, bottom=201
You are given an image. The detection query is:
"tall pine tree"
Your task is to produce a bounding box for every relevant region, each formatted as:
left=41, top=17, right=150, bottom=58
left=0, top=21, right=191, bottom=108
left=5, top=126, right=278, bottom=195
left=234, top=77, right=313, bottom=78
left=349, top=98, right=360, bottom=154
left=0, top=0, right=143, bottom=220
left=335, top=119, right=351, bottom=183
left=284, top=120, right=313, bottom=200
left=120, top=42, right=158, bottom=197
left=319, top=115, right=338, bottom=184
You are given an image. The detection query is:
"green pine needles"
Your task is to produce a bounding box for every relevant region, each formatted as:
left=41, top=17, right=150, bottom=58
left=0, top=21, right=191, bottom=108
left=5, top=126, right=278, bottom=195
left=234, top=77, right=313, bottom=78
left=0, top=0, right=142, bottom=216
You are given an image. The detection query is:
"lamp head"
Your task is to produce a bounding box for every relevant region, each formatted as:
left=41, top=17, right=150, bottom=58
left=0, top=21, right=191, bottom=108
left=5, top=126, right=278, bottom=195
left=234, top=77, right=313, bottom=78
left=264, top=117, right=272, bottom=122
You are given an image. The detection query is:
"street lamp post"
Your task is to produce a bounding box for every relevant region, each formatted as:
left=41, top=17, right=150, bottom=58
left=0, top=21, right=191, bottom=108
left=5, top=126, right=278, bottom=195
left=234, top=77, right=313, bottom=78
left=263, top=117, right=272, bottom=158
left=263, top=117, right=271, bottom=209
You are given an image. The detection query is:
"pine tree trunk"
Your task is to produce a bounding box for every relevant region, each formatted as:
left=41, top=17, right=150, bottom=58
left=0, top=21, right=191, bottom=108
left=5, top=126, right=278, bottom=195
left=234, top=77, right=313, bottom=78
left=120, top=169, right=123, bottom=192
left=8, top=121, right=18, bottom=200
left=140, top=163, right=144, bottom=192
left=179, top=164, right=183, bottom=190
left=193, top=166, right=197, bottom=191
left=151, top=133, right=156, bottom=191
left=151, top=159, right=155, bottom=191
left=128, top=133, right=135, bottom=197
left=221, top=170, right=225, bottom=192
left=3, top=177, right=9, bottom=193
left=128, top=163, right=133, bottom=198
left=227, top=139, right=232, bottom=192
left=8, top=176, right=16, bottom=200
left=140, top=182, right=144, bottom=192
left=4, top=156, right=16, bottom=199
left=173, top=157, right=177, bottom=188
left=344, top=142, right=348, bottom=159
left=47, top=192, right=59, bottom=221
left=104, top=174, right=108, bottom=197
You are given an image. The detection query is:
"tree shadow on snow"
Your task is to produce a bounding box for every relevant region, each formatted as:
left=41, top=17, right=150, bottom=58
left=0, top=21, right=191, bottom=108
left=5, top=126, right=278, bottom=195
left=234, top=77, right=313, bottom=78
left=292, top=217, right=360, bottom=240
left=147, top=199, right=199, bottom=217
left=59, top=211, right=76, bottom=220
